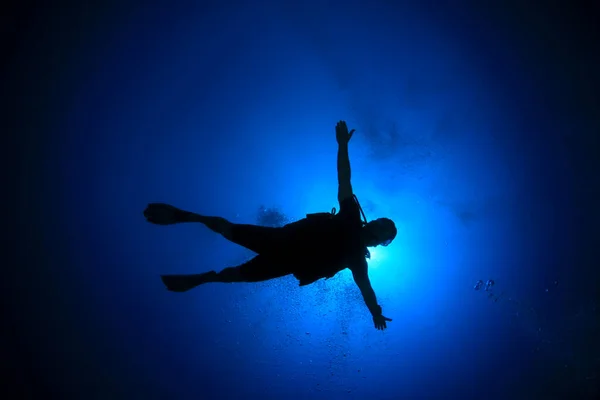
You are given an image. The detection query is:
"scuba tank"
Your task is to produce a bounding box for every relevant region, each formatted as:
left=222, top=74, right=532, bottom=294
left=306, top=195, right=369, bottom=224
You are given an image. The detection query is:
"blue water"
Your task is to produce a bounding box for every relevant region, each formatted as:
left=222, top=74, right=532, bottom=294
left=8, top=1, right=600, bottom=399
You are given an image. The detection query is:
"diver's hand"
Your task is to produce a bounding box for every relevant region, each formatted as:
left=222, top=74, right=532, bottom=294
left=336, top=120, right=355, bottom=145
left=373, top=314, right=392, bottom=330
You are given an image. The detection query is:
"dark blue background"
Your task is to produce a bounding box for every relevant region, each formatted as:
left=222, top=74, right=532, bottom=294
left=6, top=0, right=600, bottom=399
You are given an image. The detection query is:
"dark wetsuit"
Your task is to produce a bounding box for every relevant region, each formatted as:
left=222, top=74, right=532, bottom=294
left=228, top=197, right=367, bottom=286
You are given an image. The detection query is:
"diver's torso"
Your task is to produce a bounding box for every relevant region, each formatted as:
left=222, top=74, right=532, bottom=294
left=280, top=211, right=364, bottom=285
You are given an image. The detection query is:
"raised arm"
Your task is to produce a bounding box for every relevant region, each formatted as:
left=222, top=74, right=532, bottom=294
left=351, top=260, right=392, bottom=330
left=336, top=121, right=355, bottom=203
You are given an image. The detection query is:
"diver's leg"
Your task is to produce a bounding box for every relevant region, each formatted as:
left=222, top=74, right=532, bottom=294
left=187, top=214, right=235, bottom=238
left=175, top=216, right=282, bottom=254
left=161, top=256, right=292, bottom=292
left=177, top=218, right=284, bottom=254
left=161, top=271, right=218, bottom=292
left=211, top=266, right=245, bottom=282
left=144, top=204, right=282, bottom=254
left=224, top=224, right=284, bottom=254
left=213, top=255, right=293, bottom=283
left=144, top=203, right=234, bottom=236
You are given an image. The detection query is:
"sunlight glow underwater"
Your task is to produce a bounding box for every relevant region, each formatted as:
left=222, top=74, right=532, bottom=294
left=36, top=2, right=599, bottom=398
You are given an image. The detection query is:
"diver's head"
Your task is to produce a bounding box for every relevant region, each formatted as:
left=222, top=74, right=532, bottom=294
left=362, top=217, right=397, bottom=247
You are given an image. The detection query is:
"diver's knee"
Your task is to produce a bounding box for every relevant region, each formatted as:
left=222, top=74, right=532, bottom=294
left=200, top=215, right=233, bottom=236
left=218, top=218, right=234, bottom=239
left=216, top=266, right=244, bottom=282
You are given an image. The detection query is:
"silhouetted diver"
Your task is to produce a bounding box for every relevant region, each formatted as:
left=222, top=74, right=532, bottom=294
left=144, top=121, right=397, bottom=330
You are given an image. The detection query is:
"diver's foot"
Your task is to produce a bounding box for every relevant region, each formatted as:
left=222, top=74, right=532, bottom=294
left=161, top=271, right=218, bottom=292
left=144, top=203, right=192, bottom=225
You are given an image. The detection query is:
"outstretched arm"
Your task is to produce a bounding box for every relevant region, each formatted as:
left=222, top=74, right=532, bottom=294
left=352, top=264, right=380, bottom=316
left=337, top=142, right=352, bottom=203
left=352, top=261, right=392, bottom=330
left=336, top=121, right=355, bottom=203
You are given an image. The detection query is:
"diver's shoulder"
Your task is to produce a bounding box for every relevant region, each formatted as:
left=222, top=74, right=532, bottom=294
left=347, top=251, right=368, bottom=270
